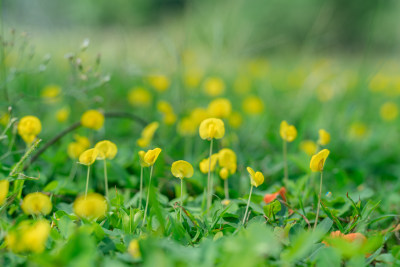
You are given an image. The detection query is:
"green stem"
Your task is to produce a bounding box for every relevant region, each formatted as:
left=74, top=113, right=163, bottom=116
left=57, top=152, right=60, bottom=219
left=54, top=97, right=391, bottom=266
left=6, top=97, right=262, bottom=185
left=207, top=138, right=213, bottom=214
left=243, top=185, right=253, bottom=225
left=139, top=166, right=143, bottom=210
left=85, top=165, right=91, bottom=198
left=314, top=171, right=323, bottom=230
left=142, top=165, right=153, bottom=226
left=283, top=140, right=288, bottom=185
left=224, top=179, right=229, bottom=200
left=68, top=161, right=78, bottom=181
left=103, top=159, right=109, bottom=199
left=180, top=178, right=183, bottom=222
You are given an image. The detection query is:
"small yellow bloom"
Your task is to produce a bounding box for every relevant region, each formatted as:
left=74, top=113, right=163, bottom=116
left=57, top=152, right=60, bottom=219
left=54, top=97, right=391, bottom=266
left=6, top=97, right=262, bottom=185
left=300, top=140, right=317, bottom=156
left=18, top=116, right=42, bottom=144
left=380, top=101, right=398, bottom=121
left=318, top=129, right=331, bottom=146
left=228, top=111, right=242, bottom=129
left=280, top=120, right=297, bottom=142
left=128, top=239, right=141, bottom=259
left=242, top=96, right=264, bottom=115
left=81, top=110, right=104, bottom=130
left=207, top=98, right=232, bottom=118
left=137, top=121, right=159, bottom=148
left=310, top=149, right=330, bottom=172
left=0, top=180, right=9, bottom=205
left=171, top=160, right=194, bottom=179
left=73, top=193, right=107, bottom=220
left=148, top=74, right=170, bottom=92
left=190, top=108, right=210, bottom=126
left=203, top=77, right=225, bottom=96
left=158, top=101, right=177, bottom=125
left=56, top=107, right=70, bottom=122
left=177, top=117, right=197, bottom=136
left=199, top=154, right=219, bottom=174
left=143, top=148, right=162, bottom=166
left=95, top=140, right=118, bottom=160
left=219, top=168, right=229, bottom=180
left=78, top=148, right=100, bottom=166
left=246, top=167, right=264, bottom=187
left=67, top=135, right=90, bottom=159
left=21, top=192, right=52, bottom=215
left=128, top=87, right=152, bottom=107
left=218, top=148, right=237, bottom=174
left=41, top=84, right=61, bottom=102
left=199, top=118, right=225, bottom=140
left=138, top=151, right=150, bottom=167
left=75, top=134, right=90, bottom=148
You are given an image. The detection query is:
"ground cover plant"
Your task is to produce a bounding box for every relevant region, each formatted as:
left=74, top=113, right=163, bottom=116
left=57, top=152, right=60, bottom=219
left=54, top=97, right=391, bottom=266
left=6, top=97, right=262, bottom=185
left=1, top=1, right=400, bottom=266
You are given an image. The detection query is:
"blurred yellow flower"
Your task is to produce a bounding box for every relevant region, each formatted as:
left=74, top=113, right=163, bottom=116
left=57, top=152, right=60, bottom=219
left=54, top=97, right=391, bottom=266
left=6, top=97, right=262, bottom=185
left=18, top=115, right=42, bottom=144
left=203, top=77, right=225, bottom=96
left=128, top=239, right=141, bottom=259
left=137, top=121, right=159, bottom=148
left=218, top=148, right=237, bottom=174
left=157, top=100, right=177, bottom=125
left=228, top=111, right=242, bottom=129
left=280, top=120, right=297, bottom=142
left=138, top=151, right=150, bottom=168
left=190, top=108, right=210, bottom=126
left=41, top=84, right=61, bottom=103
left=246, top=167, right=264, bottom=187
left=78, top=148, right=100, bottom=166
left=0, top=180, right=9, bottom=205
left=21, top=192, right=52, bottom=215
left=199, top=118, right=225, bottom=140
left=177, top=117, right=197, bottom=136
left=73, top=193, right=107, bottom=220
left=300, top=140, right=317, bottom=156
left=143, top=148, right=162, bottom=166
left=95, top=140, right=118, bottom=160
left=348, top=122, right=368, bottom=139
left=148, top=74, right=170, bottom=92
left=242, top=96, right=264, bottom=115
left=183, top=69, right=203, bottom=89
left=369, top=73, right=390, bottom=92
left=219, top=167, right=229, bottom=180
left=128, top=87, right=152, bottom=107
left=81, top=110, right=104, bottom=130
left=67, top=135, right=90, bottom=159
left=310, top=149, right=330, bottom=172
left=0, top=112, right=10, bottom=126
left=318, top=129, right=331, bottom=146
left=247, top=58, right=269, bottom=78
left=199, top=154, right=219, bottom=174
left=207, top=98, right=232, bottom=118
left=56, top=107, right=70, bottom=122
left=380, top=101, right=398, bottom=121
left=171, top=160, right=194, bottom=179
left=6, top=220, right=50, bottom=253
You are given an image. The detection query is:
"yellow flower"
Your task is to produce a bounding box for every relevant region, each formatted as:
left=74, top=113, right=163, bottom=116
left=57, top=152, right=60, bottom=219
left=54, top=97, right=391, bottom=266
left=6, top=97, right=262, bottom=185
left=128, top=87, right=152, bottom=107
left=75, top=134, right=90, bottom=148
left=219, top=168, right=229, bottom=180
left=138, top=151, right=150, bottom=167
left=280, top=120, right=297, bottom=142
left=207, top=98, right=232, bottom=118
left=203, top=77, right=225, bottom=96
left=228, top=111, right=242, bottom=129
left=18, top=115, right=42, bottom=144
left=190, top=108, right=210, bottom=126
left=199, top=154, right=219, bottom=173
left=310, top=149, right=330, bottom=172
left=380, top=101, right=398, bottom=121
left=95, top=140, right=118, bottom=160
left=246, top=167, right=264, bottom=187
left=143, top=148, right=162, bottom=166
left=81, top=110, right=104, bottom=130
left=78, top=148, right=100, bottom=166
left=41, top=84, right=61, bottom=102
left=128, top=239, right=141, bottom=259
left=0, top=180, right=9, bottom=205
left=157, top=101, right=177, bottom=125
left=73, top=193, right=107, bottom=220
left=56, top=107, right=70, bottom=122
left=300, top=140, right=317, bottom=156
left=137, top=121, right=159, bottom=148
left=199, top=118, right=225, bottom=140
left=218, top=148, right=237, bottom=174
left=6, top=220, right=51, bottom=253
left=148, top=74, right=170, bottom=92
left=171, top=160, right=194, bottom=179
left=242, top=96, right=264, bottom=115
left=318, top=129, right=331, bottom=146
left=177, top=117, right=197, bottom=136
left=21, top=192, right=52, bottom=215
left=67, top=135, right=90, bottom=159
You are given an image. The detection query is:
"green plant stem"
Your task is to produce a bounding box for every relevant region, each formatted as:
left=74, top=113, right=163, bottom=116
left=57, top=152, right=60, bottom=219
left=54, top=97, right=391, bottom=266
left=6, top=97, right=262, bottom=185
left=207, top=138, right=213, bottom=214
left=85, top=165, right=91, bottom=198
left=243, top=185, right=253, bottom=225
left=224, top=179, right=229, bottom=200
left=68, top=161, right=78, bottom=181
left=139, top=166, right=143, bottom=210
left=314, top=171, right=323, bottom=230
left=103, top=159, right=109, bottom=199
left=142, top=165, right=153, bottom=226
left=180, top=178, right=183, bottom=222
left=283, top=140, right=288, bottom=185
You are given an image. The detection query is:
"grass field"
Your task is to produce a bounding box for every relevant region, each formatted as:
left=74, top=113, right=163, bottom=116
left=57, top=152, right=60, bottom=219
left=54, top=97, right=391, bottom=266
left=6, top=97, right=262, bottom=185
left=1, top=1, right=400, bottom=266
